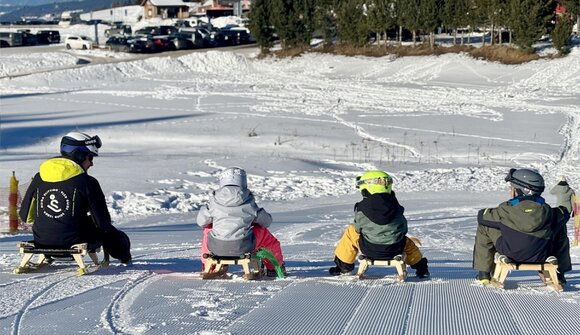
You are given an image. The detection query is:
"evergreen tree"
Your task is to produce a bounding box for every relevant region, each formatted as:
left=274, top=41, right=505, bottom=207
left=442, top=0, right=458, bottom=43
left=419, top=0, right=440, bottom=48
left=270, top=0, right=314, bottom=49
left=552, top=15, right=572, bottom=54
left=442, top=0, right=470, bottom=44
left=397, top=0, right=421, bottom=46
left=336, top=0, right=368, bottom=47
left=314, top=0, right=337, bottom=47
left=558, top=0, right=579, bottom=39
left=367, top=0, right=396, bottom=46
left=509, top=0, right=552, bottom=53
left=298, top=0, right=317, bottom=47
left=559, top=0, right=580, bottom=14
left=248, top=0, right=275, bottom=52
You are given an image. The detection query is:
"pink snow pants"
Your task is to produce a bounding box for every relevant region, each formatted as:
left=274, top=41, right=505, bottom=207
left=200, top=224, right=284, bottom=270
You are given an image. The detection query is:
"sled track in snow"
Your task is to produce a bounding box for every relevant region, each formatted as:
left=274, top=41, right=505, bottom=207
left=10, top=273, right=73, bottom=335
left=103, top=271, right=156, bottom=334
left=0, top=272, right=59, bottom=289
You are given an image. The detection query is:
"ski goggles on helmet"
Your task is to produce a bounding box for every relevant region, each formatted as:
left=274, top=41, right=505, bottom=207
left=356, top=175, right=393, bottom=188
left=504, top=168, right=517, bottom=183
left=61, top=135, right=102, bottom=149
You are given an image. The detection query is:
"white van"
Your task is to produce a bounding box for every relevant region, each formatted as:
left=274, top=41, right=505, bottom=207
left=59, top=11, right=81, bottom=27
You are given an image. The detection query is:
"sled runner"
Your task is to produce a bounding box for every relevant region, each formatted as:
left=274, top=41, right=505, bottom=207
left=202, top=253, right=263, bottom=280
left=356, top=254, right=407, bottom=281
left=14, top=242, right=109, bottom=275
left=490, top=253, right=562, bottom=292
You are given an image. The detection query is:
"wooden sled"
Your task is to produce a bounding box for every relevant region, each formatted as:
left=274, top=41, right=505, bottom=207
left=491, top=254, right=562, bottom=292
left=202, top=253, right=263, bottom=280
left=14, top=242, right=109, bottom=276
left=356, top=254, right=407, bottom=281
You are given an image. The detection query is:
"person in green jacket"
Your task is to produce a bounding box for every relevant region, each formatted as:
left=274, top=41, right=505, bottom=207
left=329, top=170, right=429, bottom=278
left=473, top=168, right=573, bottom=284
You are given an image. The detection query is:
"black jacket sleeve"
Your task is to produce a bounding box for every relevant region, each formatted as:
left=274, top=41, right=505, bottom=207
left=85, top=176, right=114, bottom=233
left=552, top=206, right=570, bottom=229
left=18, top=174, right=40, bottom=223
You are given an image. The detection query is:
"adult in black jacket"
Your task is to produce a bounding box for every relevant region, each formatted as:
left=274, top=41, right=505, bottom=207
left=19, top=131, right=132, bottom=264
left=473, top=168, right=572, bottom=284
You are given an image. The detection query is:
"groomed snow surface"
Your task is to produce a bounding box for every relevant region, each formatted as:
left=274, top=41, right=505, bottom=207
left=0, top=39, right=579, bottom=335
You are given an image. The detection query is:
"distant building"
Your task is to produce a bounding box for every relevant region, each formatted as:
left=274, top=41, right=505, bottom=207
left=140, top=0, right=194, bottom=19
left=197, top=0, right=251, bottom=18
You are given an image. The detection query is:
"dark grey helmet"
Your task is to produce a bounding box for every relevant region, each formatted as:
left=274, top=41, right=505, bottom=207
left=504, top=168, right=545, bottom=195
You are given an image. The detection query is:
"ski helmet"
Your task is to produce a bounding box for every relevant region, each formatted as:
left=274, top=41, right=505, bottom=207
left=60, top=131, right=101, bottom=163
left=504, top=168, right=544, bottom=195
left=356, top=170, right=393, bottom=194
left=219, top=167, right=247, bottom=189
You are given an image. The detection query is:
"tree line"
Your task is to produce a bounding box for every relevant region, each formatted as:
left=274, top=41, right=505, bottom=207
left=248, top=0, right=578, bottom=54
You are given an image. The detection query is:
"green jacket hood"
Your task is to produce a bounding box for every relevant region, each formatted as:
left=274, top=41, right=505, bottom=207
left=39, top=157, right=85, bottom=182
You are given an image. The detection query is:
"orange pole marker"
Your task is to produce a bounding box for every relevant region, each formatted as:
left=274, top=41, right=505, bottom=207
left=9, top=171, right=19, bottom=233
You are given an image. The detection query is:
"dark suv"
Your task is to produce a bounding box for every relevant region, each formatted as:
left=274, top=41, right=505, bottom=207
left=105, top=24, right=132, bottom=37
left=36, top=30, right=60, bottom=44
left=135, top=25, right=178, bottom=36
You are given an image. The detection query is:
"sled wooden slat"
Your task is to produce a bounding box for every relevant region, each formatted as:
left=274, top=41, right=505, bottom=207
left=202, top=253, right=262, bottom=280
left=491, top=255, right=562, bottom=292
left=14, top=242, right=108, bottom=275
left=356, top=255, right=407, bottom=281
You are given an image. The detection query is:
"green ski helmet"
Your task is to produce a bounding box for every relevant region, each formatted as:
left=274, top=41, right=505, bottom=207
left=356, top=170, right=393, bottom=194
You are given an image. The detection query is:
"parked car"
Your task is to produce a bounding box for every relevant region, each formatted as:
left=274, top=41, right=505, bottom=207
left=174, top=20, right=192, bottom=28
left=36, top=30, right=60, bottom=44
left=150, top=36, right=175, bottom=52
left=17, top=29, right=38, bottom=46
left=170, top=31, right=203, bottom=49
left=126, top=36, right=158, bottom=53
left=0, top=31, right=23, bottom=47
left=168, top=33, right=193, bottom=50
left=186, top=27, right=218, bottom=47
left=105, top=36, right=130, bottom=52
left=218, top=26, right=252, bottom=46
left=64, top=35, right=97, bottom=50
left=135, top=25, right=178, bottom=36
left=105, top=24, right=132, bottom=37
left=134, top=26, right=158, bottom=35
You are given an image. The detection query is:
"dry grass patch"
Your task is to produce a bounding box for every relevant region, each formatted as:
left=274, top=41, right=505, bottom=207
left=469, top=45, right=539, bottom=64
left=263, top=43, right=548, bottom=65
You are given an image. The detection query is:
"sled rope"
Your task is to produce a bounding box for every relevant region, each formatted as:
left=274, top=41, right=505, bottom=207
left=256, top=248, right=284, bottom=278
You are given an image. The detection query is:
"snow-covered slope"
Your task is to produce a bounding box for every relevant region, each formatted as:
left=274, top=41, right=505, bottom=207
left=0, top=43, right=578, bottom=334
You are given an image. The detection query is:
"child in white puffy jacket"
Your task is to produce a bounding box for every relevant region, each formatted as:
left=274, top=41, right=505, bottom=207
left=197, top=167, right=285, bottom=276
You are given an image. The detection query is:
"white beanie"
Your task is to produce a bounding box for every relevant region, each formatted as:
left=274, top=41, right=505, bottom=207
left=219, top=167, right=247, bottom=189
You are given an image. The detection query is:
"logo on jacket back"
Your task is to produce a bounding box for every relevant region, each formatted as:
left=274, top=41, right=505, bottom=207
left=40, top=189, right=70, bottom=219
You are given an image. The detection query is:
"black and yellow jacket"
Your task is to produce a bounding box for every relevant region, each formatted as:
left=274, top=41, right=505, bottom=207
left=478, top=195, right=570, bottom=263
left=19, top=157, right=114, bottom=247
left=354, top=191, right=408, bottom=259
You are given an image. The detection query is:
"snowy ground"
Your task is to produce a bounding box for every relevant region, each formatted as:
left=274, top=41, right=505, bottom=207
left=0, top=38, right=579, bottom=334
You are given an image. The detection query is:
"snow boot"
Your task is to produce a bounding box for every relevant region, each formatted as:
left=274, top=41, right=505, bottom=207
left=557, top=273, right=567, bottom=286
left=329, top=256, right=354, bottom=276
left=267, top=264, right=287, bottom=278
left=411, top=257, right=430, bottom=279
left=476, top=271, right=491, bottom=284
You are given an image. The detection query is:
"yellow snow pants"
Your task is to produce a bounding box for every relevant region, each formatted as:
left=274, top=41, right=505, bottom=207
left=334, top=224, right=423, bottom=266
